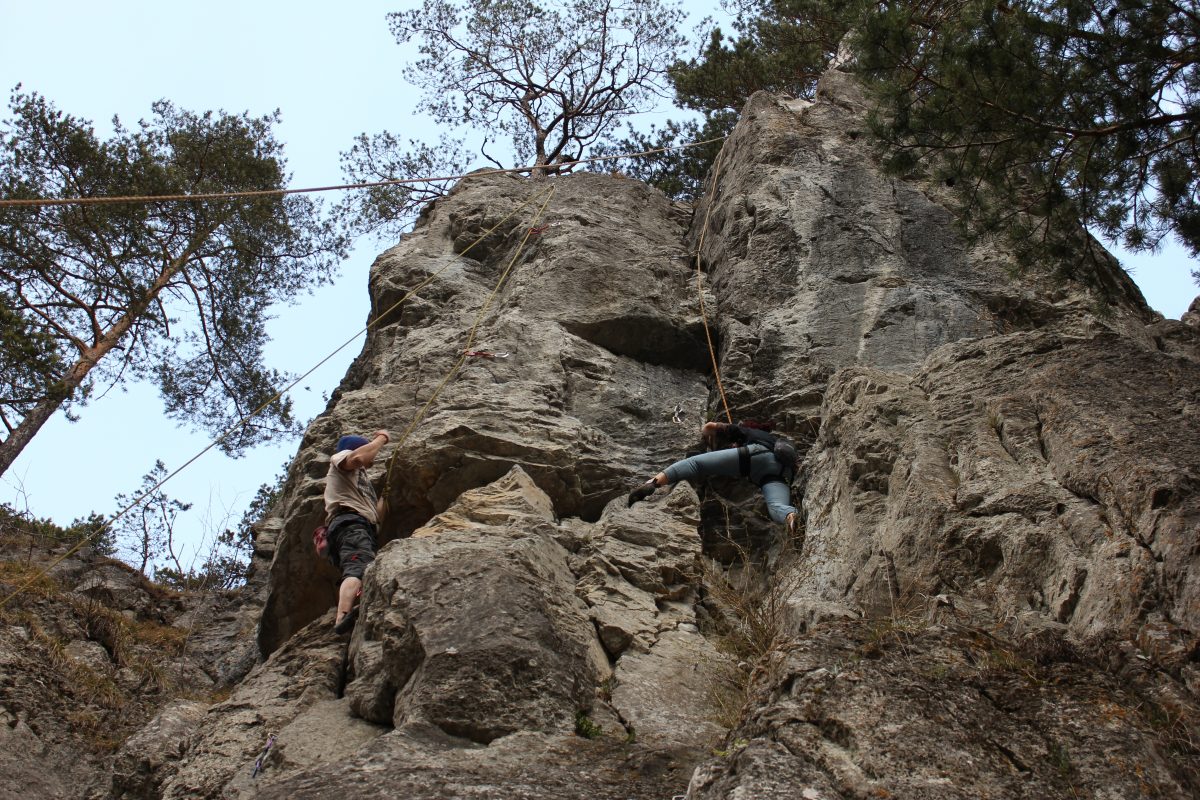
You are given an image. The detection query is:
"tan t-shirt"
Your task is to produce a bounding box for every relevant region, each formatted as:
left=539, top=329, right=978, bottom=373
left=323, top=450, right=379, bottom=525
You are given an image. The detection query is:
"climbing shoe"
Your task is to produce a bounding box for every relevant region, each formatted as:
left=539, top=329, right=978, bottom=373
left=334, top=605, right=359, bottom=635
left=627, top=480, right=657, bottom=507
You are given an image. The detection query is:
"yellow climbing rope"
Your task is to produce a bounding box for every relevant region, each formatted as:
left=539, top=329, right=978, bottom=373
left=693, top=147, right=733, bottom=424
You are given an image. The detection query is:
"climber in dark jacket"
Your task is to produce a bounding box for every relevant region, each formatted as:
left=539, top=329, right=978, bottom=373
left=324, top=430, right=390, bottom=634
left=627, top=421, right=798, bottom=534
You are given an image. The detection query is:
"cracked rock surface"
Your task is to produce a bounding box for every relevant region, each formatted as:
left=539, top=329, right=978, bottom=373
left=152, top=467, right=729, bottom=798
left=688, top=618, right=1196, bottom=800
left=790, top=331, right=1200, bottom=653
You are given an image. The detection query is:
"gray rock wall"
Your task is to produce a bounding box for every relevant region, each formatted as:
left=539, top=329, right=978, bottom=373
left=687, top=620, right=1196, bottom=800
left=689, top=78, right=1152, bottom=434
left=259, top=172, right=710, bottom=654
left=783, top=329, right=1200, bottom=661
left=151, top=467, right=731, bottom=798
left=146, top=58, right=1198, bottom=800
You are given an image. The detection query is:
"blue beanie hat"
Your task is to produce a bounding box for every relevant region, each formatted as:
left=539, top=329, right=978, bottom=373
left=335, top=434, right=370, bottom=454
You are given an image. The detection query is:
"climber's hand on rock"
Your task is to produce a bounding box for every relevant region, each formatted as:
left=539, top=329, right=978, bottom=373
left=627, top=481, right=657, bottom=507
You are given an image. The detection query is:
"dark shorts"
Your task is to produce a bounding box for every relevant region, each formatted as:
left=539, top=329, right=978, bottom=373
left=329, top=516, right=377, bottom=580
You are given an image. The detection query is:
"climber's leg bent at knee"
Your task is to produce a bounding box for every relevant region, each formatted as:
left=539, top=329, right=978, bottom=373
left=760, top=479, right=796, bottom=525
left=627, top=448, right=742, bottom=505
left=629, top=443, right=797, bottom=529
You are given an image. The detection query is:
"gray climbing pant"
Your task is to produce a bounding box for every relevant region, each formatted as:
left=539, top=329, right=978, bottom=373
left=662, top=443, right=796, bottom=524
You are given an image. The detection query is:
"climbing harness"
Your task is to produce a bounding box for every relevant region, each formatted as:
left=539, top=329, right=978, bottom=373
left=734, top=425, right=799, bottom=487
left=252, top=734, right=276, bottom=778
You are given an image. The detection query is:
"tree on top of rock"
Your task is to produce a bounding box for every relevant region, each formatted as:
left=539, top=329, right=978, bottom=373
left=111, top=459, right=191, bottom=578
left=593, top=0, right=860, bottom=200
left=0, top=91, right=348, bottom=477
left=336, top=0, right=686, bottom=239
left=671, top=0, right=856, bottom=114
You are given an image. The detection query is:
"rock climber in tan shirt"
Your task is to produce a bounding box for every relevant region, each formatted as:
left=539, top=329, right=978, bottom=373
left=323, top=430, right=390, bottom=633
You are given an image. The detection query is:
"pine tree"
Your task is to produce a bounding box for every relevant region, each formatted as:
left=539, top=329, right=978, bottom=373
left=596, top=0, right=859, bottom=200
left=587, top=114, right=731, bottom=201
left=671, top=0, right=858, bottom=113
left=859, top=0, right=1200, bottom=265
left=627, top=0, right=1199, bottom=278
left=0, top=91, right=348, bottom=476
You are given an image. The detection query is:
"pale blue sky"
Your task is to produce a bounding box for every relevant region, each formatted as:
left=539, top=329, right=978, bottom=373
left=1, top=1, right=1196, bottom=572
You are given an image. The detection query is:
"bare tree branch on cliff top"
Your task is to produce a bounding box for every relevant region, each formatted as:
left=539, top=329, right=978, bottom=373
left=388, top=0, right=687, bottom=175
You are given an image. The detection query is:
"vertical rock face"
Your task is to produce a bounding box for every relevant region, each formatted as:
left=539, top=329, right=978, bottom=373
left=692, top=82, right=1152, bottom=434
left=686, top=621, right=1197, bottom=800
left=258, top=172, right=710, bottom=654
left=794, top=332, right=1200, bottom=642
left=143, top=59, right=1198, bottom=800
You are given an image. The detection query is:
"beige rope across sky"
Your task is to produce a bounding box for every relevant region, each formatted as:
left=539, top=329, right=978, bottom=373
left=0, top=184, right=559, bottom=611
left=0, top=137, right=726, bottom=208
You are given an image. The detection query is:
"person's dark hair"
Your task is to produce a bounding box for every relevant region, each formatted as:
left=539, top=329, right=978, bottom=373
left=703, top=422, right=740, bottom=451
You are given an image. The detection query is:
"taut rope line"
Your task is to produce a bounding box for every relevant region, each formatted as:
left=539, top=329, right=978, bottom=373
left=693, top=147, right=733, bottom=424
left=0, top=138, right=726, bottom=208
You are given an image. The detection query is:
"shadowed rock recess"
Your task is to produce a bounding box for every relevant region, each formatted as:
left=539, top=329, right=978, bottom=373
left=124, top=60, right=1197, bottom=799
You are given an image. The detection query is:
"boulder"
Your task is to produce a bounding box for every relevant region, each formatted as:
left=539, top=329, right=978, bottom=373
left=158, top=612, right=384, bottom=799
left=345, top=467, right=604, bottom=740
left=110, top=700, right=208, bottom=799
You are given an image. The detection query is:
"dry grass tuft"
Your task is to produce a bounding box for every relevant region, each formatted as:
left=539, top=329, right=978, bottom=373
left=0, top=560, right=62, bottom=607
left=700, top=517, right=812, bottom=728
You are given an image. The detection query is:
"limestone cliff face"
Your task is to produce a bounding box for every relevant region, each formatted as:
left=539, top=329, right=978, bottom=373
left=256, top=172, right=709, bottom=657
left=133, top=60, right=1199, bottom=799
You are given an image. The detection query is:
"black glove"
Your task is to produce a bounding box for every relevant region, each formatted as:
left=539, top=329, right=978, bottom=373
left=627, top=480, right=657, bottom=507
